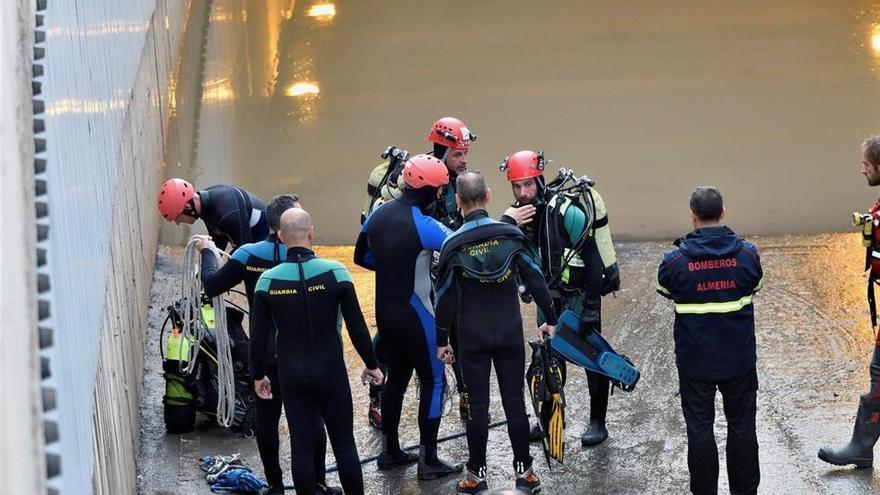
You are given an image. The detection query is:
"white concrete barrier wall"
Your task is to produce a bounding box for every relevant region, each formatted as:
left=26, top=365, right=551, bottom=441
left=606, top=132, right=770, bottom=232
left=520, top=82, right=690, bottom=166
left=0, top=0, right=43, bottom=493
left=38, top=0, right=189, bottom=492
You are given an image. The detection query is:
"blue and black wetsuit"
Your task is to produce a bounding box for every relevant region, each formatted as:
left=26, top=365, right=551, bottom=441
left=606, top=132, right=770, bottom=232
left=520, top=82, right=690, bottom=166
left=198, top=185, right=268, bottom=251
left=250, top=247, right=378, bottom=495
left=354, top=188, right=452, bottom=456
left=434, top=209, right=557, bottom=471
left=200, top=235, right=329, bottom=490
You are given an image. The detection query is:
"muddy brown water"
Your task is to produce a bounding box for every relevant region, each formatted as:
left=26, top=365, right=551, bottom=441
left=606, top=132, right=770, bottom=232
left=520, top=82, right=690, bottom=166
left=161, top=0, right=880, bottom=246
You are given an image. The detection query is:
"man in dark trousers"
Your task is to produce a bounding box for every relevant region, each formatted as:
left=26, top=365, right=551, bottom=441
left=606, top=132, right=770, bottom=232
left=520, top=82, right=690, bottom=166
left=354, top=154, right=463, bottom=480
left=500, top=150, right=620, bottom=445
left=195, top=194, right=340, bottom=495
left=250, top=208, right=383, bottom=495
left=434, top=171, right=557, bottom=495
left=157, top=178, right=268, bottom=251
left=819, top=135, right=880, bottom=468
left=656, top=186, right=763, bottom=495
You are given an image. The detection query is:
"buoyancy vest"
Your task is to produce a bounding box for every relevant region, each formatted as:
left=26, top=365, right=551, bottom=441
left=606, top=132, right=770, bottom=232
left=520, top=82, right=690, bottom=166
left=864, top=200, right=880, bottom=327
left=530, top=187, right=616, bottom=291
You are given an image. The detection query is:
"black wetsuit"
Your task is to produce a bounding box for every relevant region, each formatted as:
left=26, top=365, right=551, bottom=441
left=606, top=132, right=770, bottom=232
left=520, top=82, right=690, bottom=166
left=354, top=189, right=451, bottom=455
left=201, top=235, right=329, bottom=489
left=250, top=248, right=379, bottom=495
left=198, top=185, right=268, bottom=251
left=435, top=210, right=557, bottom=469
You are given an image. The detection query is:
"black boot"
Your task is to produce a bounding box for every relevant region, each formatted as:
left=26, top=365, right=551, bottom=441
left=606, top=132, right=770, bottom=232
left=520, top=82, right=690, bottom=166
left=417, top=445, right=463, bottom=480
left=529, top=424, right=543, bottom=443
left=376, top=436, right=418, bottom=470
left=581, top=419, right=608, bottom=446
left=818, top=397, right=880, bottom=468
left=317, top=481, right=343, bottom=494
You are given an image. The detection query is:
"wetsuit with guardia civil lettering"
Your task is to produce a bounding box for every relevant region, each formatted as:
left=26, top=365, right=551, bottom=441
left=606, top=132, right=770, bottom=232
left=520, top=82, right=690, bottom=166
left=201, top=236, right=331, bottom=488
left=250, top=248, right=378, bottom=495
left=434, top=209, right=557, bottom=469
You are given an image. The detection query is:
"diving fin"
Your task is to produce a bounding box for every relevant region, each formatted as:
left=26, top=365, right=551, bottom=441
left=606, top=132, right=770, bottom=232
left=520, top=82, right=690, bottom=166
left=549, top=310, right=640, bottom=391
left=527, top=342, right=554, bottom=468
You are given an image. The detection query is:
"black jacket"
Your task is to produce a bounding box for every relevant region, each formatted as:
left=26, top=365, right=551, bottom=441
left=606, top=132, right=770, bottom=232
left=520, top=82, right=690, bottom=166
left=656, top=226, right=764, bottom=380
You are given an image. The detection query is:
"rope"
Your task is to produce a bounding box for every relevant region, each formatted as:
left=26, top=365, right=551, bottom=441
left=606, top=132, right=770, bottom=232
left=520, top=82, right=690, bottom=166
left=180, top=237, right=237, bottom=428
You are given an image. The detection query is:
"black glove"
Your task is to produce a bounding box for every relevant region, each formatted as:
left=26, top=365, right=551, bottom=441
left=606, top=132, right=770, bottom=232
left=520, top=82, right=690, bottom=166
left=600, top=262, right=621, bottom=296
left=579, top=300, right=601, bottom=334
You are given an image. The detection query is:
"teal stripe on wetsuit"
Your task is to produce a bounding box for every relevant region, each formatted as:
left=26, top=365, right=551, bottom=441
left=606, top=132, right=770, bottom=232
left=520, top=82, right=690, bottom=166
left=256, top=258, right=352, bottom=337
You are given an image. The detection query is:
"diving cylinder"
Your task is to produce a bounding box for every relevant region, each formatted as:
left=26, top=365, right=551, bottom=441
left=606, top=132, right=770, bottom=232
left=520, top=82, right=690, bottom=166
left=163, top=329, right=195, bottom=433
left=591, top=189, right=617, bottom=269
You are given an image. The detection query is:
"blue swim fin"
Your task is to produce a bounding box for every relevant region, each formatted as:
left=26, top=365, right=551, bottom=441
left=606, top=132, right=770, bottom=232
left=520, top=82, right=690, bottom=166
left=549, top=310, right=640, bottom=391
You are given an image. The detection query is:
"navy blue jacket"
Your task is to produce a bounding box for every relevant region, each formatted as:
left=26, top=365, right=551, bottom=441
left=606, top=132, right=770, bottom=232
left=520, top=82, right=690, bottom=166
left=656, top=226, right=764, bottom=381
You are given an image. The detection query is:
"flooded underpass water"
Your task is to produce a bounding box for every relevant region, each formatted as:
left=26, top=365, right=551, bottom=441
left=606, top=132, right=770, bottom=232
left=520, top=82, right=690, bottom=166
left=141, top=0, right=880, bottom=493
left=164, top=0, right=880, bottom=245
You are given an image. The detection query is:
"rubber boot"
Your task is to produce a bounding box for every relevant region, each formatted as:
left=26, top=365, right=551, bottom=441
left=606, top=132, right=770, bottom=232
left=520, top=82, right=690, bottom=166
left=581, top=419, right=608, bottom=447
left=514, top=459, right=542, bottom=494
left=317, top=482, right=343, bottom=495
left=818, top=397, right=880, bottom=468
left=529, top=424, right=543, bottom=443
left=376, top=436, right=418, bottom=470
left=260, top=484, right=284, bottom=495
left=417, top=445, right=464, bottom=480
left=456, top=465, right=489, bottom=495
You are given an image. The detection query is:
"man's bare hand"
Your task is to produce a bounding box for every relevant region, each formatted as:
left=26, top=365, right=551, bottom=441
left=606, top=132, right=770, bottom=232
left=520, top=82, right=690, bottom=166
left=362, top=367, right=385, bottom=386
left=194, top=235, right=214, bottom=251
left=437, top=345, right=455, bottom=365
left=503, top=205, right=537, bottom=226
left=538, top=323, right=556, bottom=342
left=254, top=376, right=272, bottom=399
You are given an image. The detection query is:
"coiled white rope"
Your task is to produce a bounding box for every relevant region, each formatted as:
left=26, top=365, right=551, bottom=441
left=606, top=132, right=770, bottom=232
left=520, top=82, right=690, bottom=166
left=180, top=236, right=236, bottom=428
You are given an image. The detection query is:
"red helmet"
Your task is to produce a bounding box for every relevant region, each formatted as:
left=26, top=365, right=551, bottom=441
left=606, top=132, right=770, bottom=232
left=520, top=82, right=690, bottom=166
left=428, top=117, right=475, bottom=150
left=500, top=150, right=545, bottom=182
left=403, top=154, right=449, bottom=189
left=157, top=178, right=196, bottom=220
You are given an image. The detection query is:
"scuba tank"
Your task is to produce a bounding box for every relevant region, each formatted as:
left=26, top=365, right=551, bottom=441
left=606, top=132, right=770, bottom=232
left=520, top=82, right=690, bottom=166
left=361, top=145, right=410, bottom=224
left=161, top=305, right=196, bottom=433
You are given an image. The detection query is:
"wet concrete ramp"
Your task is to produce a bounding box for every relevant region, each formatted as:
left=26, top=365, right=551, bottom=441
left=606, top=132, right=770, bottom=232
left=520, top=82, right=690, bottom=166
left=139, top=235, right=880, bottom=494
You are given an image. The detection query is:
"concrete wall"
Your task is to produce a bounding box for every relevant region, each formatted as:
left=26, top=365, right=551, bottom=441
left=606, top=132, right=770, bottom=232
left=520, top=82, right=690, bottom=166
left=0, top=0, right=44, bottom=494
left=29, top=0, right=190, bottom=492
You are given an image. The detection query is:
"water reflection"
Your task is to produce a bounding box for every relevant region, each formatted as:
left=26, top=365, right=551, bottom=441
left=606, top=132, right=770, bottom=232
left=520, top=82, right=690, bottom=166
left=307, top=3, right=337, bottom=22
left=285, top=81, right=321, bottom=96
left=872, top=23, right=880, bottom=57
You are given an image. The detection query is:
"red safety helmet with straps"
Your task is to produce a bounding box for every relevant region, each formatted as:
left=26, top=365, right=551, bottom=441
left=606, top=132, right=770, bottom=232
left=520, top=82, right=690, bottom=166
left=428, top=117, right=475, bottom=151
left=499, top=150, right=545, bottom=182
left=157, top=178, right=196, bottom=220
left=403, top=154, right=449, bottom=189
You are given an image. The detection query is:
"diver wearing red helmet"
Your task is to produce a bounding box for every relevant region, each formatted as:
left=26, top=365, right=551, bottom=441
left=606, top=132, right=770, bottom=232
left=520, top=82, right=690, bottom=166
left=500, top=150, right=621, bottom=447
left=361, top=116, right=475, bottom=230
left=354, top=154, right=464, bottom=481
left=157, top=178, right=268, bottom=251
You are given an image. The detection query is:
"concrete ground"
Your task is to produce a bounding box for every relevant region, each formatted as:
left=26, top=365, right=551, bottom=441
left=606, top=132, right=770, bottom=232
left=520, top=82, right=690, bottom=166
left=138, top=234, right=880, bottom=494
